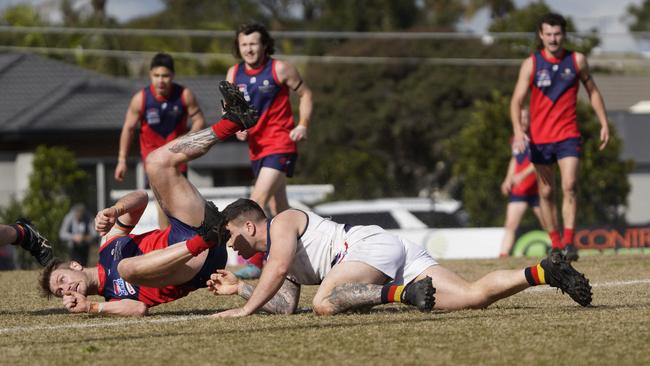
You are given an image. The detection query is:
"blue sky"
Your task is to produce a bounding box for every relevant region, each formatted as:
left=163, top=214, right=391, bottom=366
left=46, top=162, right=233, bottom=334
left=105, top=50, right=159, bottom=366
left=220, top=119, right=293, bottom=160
left=1, top=0, right=645, bottom=52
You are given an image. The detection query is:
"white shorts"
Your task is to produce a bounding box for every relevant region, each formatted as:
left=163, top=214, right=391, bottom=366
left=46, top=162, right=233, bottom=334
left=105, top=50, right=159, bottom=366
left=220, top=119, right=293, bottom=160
left=340, top=225, right=438, bottom=285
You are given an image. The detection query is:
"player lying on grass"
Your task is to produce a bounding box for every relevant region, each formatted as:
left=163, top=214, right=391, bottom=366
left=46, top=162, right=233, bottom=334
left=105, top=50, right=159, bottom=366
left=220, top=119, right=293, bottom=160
left=207, top=199, right=593, bottom=317
left=39, top=81, right=257, bottom=316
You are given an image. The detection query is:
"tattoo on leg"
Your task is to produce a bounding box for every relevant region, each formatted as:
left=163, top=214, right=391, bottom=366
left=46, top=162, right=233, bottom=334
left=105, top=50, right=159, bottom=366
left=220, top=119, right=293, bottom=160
left=239, top=280, right=300, bottom=315
left=168, top=129, right=219, bottom=159
left=324, top=283, right=383, bottom=314
left=150, top=186, right=168, bottom=214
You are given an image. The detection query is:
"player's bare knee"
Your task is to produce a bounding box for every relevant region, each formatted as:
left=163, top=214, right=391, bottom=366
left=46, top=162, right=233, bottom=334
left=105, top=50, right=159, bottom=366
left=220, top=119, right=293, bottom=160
left=562, top=181, right=577, bottom=197
left=144, top=149, right=169, bottom=175
left=538, top=184, right=553, bottom=199
left=117, top=259, right=138, bottom=283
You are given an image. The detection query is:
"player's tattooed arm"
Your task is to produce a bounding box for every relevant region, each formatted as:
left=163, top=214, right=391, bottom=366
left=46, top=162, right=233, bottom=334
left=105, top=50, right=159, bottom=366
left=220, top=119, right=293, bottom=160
left=239, top=279, right=300, bottom=315
left=323, top=283, right=383, bottom=314
left=168, top=128, right=219, bottom=159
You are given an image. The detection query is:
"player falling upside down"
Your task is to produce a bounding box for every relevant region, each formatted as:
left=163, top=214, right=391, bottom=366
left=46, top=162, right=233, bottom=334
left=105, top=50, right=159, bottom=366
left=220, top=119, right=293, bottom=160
left=39, top=81, right=257, bottom=316
left=207, top=199, right=593, bottom=318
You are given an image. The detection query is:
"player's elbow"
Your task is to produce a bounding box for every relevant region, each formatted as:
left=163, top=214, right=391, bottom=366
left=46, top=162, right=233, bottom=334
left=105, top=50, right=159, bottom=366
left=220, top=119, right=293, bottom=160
left=133, top=303, right=149, bottom=317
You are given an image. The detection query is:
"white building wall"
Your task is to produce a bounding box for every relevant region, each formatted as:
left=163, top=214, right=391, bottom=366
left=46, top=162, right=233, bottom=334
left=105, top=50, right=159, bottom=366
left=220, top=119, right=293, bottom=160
left=626, top=173, right=650, bottom=224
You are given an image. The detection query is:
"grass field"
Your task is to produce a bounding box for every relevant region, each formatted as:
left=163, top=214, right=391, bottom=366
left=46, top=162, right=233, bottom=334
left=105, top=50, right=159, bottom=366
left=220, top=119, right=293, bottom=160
left=1, top=254, right=649, bottom=366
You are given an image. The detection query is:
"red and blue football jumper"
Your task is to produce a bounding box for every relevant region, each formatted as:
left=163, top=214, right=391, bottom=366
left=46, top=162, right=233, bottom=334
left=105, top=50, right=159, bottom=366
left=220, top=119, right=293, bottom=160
left=233, top=58, right=297, bottom=161
left=528, top=49, right=581, bottom=144
left=138, top=83, right=189, bottom=172
left=96, top=217, right=227, bottom=306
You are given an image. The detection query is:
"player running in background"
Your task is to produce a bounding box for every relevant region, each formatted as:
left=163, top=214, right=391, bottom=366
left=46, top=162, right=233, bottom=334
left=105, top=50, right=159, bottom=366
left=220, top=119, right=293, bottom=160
left=510, top=13, right=609, bottom=262
left=227, top=22, right=313, bottom=279
left=499, top=108, right=547, bottom=257
left=114, top=53, right=206, bottom=184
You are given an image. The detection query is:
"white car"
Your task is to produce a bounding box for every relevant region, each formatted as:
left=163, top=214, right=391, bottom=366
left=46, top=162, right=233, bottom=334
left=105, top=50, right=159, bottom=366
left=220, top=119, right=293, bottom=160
left=312, top=197, right=467, bottom=229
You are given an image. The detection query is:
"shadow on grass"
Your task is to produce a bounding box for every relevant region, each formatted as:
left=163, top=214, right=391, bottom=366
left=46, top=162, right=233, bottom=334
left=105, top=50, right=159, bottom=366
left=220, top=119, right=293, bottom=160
left=0, top=307, right=69, bottom=316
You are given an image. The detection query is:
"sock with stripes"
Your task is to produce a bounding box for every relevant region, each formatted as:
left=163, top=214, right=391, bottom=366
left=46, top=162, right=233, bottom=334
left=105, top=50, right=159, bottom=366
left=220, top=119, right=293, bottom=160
left=9, top=224, right=25, bottom=246
left=524, top=264, right=547, bottom=286
left=381, top=284, right=407, bottom=304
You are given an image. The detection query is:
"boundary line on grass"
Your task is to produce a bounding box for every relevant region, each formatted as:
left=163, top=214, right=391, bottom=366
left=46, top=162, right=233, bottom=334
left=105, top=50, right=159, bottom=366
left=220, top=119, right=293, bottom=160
left=1, top=278, right=649, bottom=334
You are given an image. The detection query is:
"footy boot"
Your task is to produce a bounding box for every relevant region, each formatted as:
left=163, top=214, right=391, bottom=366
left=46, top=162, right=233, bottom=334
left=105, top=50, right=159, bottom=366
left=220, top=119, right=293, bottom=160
left=540, top=256, right=592, bottom=307
left=14, top=218, right=53, bottom=266
left=218, top=81, right=259, bottom=130
left=402, top=276, right=436, bottom=312
left=549, top=247, right=565, bottom=264
left=562, top=244, right=580, bottom=262
left=197, top=201, right=230, bottom=246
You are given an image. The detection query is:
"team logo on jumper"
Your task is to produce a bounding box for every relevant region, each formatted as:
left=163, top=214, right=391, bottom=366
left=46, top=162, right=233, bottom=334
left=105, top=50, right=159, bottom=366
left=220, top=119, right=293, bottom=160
left=146, top=108, right=161, bottom=125
left=237, top=84, right=251, bottom=102
left=161, top=102, right=167, bottom=110
left=113, top=278, right=129, bottom=296
left=536, top=69, right=552, bottom=87
left=560, top=67, right=575, bottom=81
left=250, top=77, right=257, bottom=84
left=125, top=281, right=136, bottom=295
left=258, top=79, right=275, bottom=93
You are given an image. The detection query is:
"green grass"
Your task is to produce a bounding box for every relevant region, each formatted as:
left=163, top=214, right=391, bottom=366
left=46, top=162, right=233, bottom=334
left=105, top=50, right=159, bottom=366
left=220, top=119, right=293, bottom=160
left=1, top=255, right=649, bottom=366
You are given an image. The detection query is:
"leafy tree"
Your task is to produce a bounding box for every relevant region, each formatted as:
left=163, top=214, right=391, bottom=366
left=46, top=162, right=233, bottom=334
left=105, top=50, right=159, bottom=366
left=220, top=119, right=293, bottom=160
left=488, top=2, right=598, bottom=55
left=626, top=0, right=650, bottom=32
left=452, top=93, right=632, bottom=227
left=22, top=146, right=88, bottom=263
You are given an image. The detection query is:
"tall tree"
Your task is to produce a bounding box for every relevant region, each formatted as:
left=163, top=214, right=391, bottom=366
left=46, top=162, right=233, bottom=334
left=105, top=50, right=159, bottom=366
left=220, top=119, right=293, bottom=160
left=626, top=0, right=650, bottom=31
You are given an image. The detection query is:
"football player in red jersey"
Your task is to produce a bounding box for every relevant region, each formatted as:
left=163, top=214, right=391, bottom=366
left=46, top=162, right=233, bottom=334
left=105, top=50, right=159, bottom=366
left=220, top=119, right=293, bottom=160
left=226, top=23, right=313, bottom=279
left=39, top=82, right=257, bottom=316
left=510, top=13, right=609, bottom=262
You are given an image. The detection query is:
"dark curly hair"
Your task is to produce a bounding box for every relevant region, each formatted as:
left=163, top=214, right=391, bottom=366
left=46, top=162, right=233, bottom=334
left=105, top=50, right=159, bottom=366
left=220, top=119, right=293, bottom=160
left=39, top=258, right=67, bottom=298
left=232, top=22, right=275, bottom=59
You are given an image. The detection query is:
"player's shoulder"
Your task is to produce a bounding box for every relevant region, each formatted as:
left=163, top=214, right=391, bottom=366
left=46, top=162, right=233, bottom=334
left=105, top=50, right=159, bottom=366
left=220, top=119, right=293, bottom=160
left=272, top=209, right=307, bottom=231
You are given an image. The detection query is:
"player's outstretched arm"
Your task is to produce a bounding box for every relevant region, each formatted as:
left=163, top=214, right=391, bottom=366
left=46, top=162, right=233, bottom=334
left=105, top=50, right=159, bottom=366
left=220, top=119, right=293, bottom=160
left=510, top=57, right=533, bottom=153
left=208, top=270, right=300, bottom=315
left=115, top=92, right=143, bottom=182
left=63, top=291, right=148, bottom=317
left=211, top=214, right=300, bottom=318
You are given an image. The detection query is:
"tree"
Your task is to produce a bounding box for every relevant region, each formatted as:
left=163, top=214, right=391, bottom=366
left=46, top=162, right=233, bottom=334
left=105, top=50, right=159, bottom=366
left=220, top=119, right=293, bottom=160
left=21, top=146, right=88, bottom=265
left=626, top=0, right=650, bottom=32
left=452, top=93, right=632, bottom=227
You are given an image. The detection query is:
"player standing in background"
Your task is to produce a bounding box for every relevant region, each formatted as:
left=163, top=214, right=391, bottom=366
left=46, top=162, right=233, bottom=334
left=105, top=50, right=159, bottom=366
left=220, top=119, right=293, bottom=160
left=227, top=22, right=313, bottom=279
left=499, top=108, right=547, bottom=257
left=510, top=13, right=609, bottom=262
left=114, top=53, right=206, bottom=184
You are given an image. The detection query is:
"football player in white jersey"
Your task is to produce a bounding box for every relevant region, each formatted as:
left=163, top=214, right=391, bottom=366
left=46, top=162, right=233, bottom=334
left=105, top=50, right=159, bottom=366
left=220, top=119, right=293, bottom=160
left=208, top=199, right=592, bottom=318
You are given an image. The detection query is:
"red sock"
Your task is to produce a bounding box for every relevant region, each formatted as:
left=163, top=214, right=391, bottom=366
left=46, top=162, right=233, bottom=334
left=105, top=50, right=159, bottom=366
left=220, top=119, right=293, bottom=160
left=563, top=228, right=575, bottom=247
left=549, top=230, right=562, bottom=249
left=247, top=251, right=264, bottom=269
left=211, top=119, right=241, bottom=141
left=186, top=235, right=214, bottom=256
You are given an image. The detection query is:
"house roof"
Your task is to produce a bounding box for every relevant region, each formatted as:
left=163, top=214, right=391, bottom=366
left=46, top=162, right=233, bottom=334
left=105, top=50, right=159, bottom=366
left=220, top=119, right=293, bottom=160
left=579, top=74, right=650, bottom=112
left=0, top=53, right=245, bottom=167
left=0, top=53, right=224, bottom=134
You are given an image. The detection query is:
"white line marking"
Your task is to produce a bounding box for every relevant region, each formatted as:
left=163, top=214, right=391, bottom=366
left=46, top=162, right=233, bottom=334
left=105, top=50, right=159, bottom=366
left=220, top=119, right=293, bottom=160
left=0, top=314, right=208, bottom=334
left=1, top=278, right=649, bottom=334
